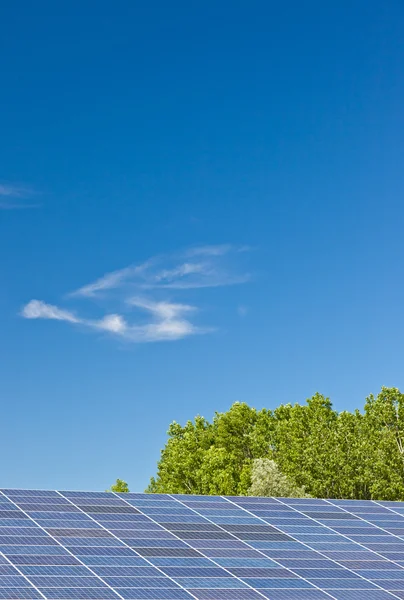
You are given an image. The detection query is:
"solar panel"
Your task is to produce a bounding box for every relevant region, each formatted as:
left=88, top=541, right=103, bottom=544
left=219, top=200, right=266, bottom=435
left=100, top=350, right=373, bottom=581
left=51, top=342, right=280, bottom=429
left=3, top=493, right=404, bottom=599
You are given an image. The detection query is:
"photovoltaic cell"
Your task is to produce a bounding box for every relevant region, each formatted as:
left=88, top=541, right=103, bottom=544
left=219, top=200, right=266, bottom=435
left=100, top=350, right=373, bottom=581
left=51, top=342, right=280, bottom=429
left=3, top=492, right=404, bottom=599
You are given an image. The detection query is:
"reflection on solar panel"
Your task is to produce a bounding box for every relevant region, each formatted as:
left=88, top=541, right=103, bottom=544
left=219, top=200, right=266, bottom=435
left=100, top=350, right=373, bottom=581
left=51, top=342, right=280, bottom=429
left=2, top=492, right=404, bottom=599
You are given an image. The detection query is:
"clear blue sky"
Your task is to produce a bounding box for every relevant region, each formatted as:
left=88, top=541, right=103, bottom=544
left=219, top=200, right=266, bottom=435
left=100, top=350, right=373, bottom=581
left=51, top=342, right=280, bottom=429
left=1, top=0, right=403, bottom=492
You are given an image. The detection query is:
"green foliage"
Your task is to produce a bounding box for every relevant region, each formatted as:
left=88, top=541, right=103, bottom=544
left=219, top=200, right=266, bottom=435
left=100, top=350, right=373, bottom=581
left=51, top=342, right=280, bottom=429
left=107, top=479, right=130, bottom=493
left=147, top=387, right=404, bottom=500
left=146, top=403, right=271, bottom=495
left=249, top=459, right=309, bottom=498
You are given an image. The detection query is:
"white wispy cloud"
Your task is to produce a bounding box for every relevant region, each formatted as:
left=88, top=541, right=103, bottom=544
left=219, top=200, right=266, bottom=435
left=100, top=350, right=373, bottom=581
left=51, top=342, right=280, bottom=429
left=185, top=244, right=233, bottom=257
left=21, top=244, right=251, bottom=344
left=0, top=183, right=40, bottom=209
left=22, top=300, right=80, bottom=323
left=70, top=244, right=249, bottom=296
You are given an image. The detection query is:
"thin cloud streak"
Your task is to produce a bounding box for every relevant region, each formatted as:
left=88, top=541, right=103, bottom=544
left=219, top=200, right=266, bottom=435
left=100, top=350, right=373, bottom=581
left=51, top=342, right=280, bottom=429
left=70, top=245, right=250, bottom=296
left=0, top=183, right=40, bottom=209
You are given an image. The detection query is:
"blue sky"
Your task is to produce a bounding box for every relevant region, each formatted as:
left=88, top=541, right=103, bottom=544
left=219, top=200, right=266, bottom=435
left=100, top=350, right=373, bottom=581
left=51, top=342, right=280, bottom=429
left=1, top=0, right=404, bottom=492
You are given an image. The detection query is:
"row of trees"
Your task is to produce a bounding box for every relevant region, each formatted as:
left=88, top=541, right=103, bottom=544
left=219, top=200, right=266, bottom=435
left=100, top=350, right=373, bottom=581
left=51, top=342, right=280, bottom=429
left=146, top=387, right=404, bottom=500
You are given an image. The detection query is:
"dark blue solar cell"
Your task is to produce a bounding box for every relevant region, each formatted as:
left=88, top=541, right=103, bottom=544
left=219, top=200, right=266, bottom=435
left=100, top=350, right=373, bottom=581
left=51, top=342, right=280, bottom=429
left=11, top=497, right=71, bottom=505
left=0, top=568, right=19, bottom=576
left=148, top=515, right=206, bottom=524
left=91, top=567, right=162, bottom=577
left=228, top=567, right=291, bottom=577
left=311, top=578, right=378, bottom=589
left=39, top=588, right=119, bottom=599
left=173, top=496, right=228, bottom=502
left=293, top=569, right=361, bottom=579
left=29, top=511, right=90, bottom=520
left=340, top=561, right=398, bottom=570
left=308, top=543, right=359, bottom=551
left=181, top=502, right=235, bottom=510
left=60, top=492, right=112, bottom=499
left=103, top=577, right=179, bottom=588
left=80, top=557, right=150, bottom=567
left=150, top=559, right=212, bottom=567
left=0, top=545, right=68, bottom=555
left=118, top=589, right=192, bottom=599
left=0, top=528, right=48, bottom=537
left=185, top=540, right=247, bottom=549
left=0, top=536, right=58, bottom=546
left=29, top=575, right=107, bottom=588
left=0, top=520, right=37, bottom=528
left=1, top=490, right=60, bottom=498
left=276, top=560, right=336, bottom=569
left=201, top=549, right=263, bottom=558
left=324, top=591, right=395, bottom=600
left=242, top=578, right=313, bottom=589
left=212, top=517, right=262, bottom=525
left=161, top=567, right=230, bottom=577
left=130, top=548, right=201, bottom=557
left=360, top=570, right=404, bottom=579
left=17, top=504, right=80, bottom=513
left=123, top=540, right=187, bottom=548
left=54, top=537, right=124, bottom=547
left=190, top=589, right=265, bottom=599
left=175, top=577, right=247, bottom=588
left=0, top=589, right=43, bottom=599
left=376, top=580, right=404, bottom=590
left=7, top=555, right=81, bottom=565
left=0, top=512, right=29, bottom=520
left=257, top=591, right=330, bottom=599
left=0, top=576, right=30, bottom=587
left=19, top=566, right=92, bottom=576
left=215, top=558, right=278, bottom=568
left=249, top=542, right=304, bottom=550
left=140, top=508, right=193, bottom=516
left=70, top=546, right=139, bottom=556
left=278, top=526, right=325, bottom=534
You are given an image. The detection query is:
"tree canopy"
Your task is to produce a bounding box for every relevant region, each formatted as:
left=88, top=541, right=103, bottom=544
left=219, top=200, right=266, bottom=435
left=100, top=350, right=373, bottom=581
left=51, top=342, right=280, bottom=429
left=107, top=479, right=130, bottom=493
left=146, top=387, right=404, bottom=500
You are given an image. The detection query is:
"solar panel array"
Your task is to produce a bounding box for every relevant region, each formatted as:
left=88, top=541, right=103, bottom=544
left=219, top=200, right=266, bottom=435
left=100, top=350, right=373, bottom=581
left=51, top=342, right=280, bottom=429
left=2, top=492, right=404, bottom=600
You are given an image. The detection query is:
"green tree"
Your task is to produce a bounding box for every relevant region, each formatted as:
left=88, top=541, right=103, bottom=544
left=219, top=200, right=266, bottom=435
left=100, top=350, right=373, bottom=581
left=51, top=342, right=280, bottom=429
left=272, top=393, right=339, bottom=497
left=147, top=403, right=274, bottom=495
left=248, top=458, right=309, bottom=497
left=147, top=387, right=404, bottom=501
left=107, top=479, right=130, bottom=493
left=362, top=387, right=404, bottom=500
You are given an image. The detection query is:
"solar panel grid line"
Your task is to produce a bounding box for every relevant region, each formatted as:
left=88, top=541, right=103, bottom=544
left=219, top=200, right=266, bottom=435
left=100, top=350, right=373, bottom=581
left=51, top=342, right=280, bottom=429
left=165, top=494, right=340, bottom=600
left=114, top=492, right=276, bottom=600
left=226, top=495, right=404, bottom=600
left=273, top=497, right=404, bottom=599
left=0, top=549, right=48, bottom=600
left=373, top=502, right=404, bottom=529
left=58, top=491, right=200, bottom=600
left=326, top=502, right=404, bottom=563
left=0, top=491, right=125, bottom=600
left=324, top=499, right=404, bottom=553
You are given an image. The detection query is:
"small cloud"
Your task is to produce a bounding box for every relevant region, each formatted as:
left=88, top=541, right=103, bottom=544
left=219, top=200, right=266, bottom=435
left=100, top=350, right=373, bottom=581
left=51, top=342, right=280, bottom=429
left=186, top=244, right=233, bottom=257
left=237, top=305, right=248, bottom=317
left=96, top=314, right=127, bottom=334
left=0, top=182, right=40, bottom=209
left=21, top=300, right=80, bottom=323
